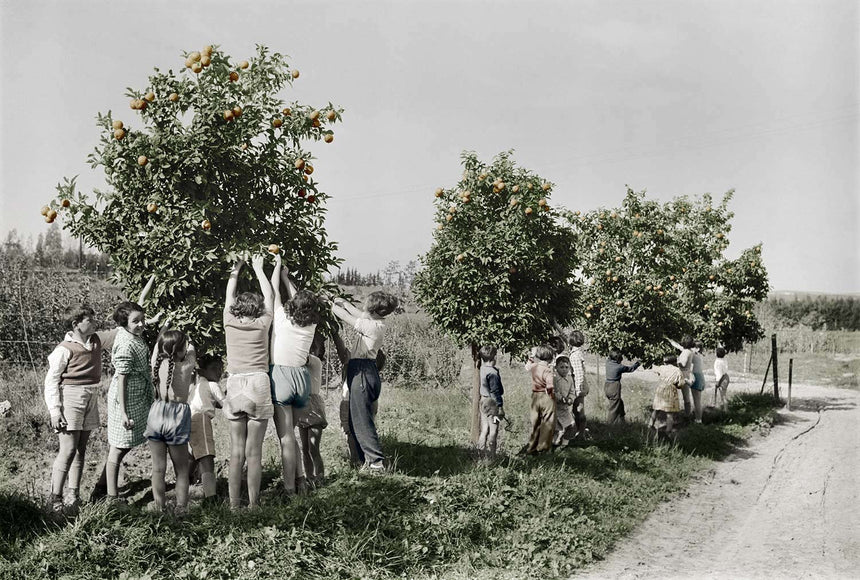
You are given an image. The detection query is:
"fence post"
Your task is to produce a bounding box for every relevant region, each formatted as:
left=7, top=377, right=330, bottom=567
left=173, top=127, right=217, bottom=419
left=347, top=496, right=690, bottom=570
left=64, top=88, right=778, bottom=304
left=771, top=334, right=779, bottom=401
left=787, top=358, right=793, bottom=411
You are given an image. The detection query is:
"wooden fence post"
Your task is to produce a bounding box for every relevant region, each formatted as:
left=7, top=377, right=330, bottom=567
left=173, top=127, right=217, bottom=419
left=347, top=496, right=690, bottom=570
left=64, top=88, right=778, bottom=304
left=787, top=358, right=793, bottom=411
left=771, top=334, right=779, bottom=401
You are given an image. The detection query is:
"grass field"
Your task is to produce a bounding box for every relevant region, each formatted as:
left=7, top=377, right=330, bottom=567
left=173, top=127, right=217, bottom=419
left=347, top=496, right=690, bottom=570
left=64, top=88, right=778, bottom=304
left=0, top=356, right=786, bottom=580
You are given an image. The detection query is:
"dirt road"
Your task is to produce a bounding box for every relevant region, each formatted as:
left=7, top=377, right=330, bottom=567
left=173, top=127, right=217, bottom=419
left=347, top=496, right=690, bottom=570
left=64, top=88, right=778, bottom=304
left=576, top=383, right=860, bottom=579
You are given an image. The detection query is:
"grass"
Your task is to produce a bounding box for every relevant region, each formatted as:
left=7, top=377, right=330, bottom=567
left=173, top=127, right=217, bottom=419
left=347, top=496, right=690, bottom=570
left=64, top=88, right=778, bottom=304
left=0, top=358, right=783, bottom=580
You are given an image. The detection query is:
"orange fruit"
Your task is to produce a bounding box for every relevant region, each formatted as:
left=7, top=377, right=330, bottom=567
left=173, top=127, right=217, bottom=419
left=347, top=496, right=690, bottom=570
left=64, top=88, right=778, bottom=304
left=611, top=212, right=617, bottom=218
left=202, top=45, right=213, bottom=56
left=240, top=143, right=248, bottom=150
left=509, top=266, right=517, bottom=274
left=307, top=195, right=316, bottom=203
left=229, top=71, right=239, bottom=82
left=282, top=107, right=292, bottom=116
left=272, top=118, right=282, bottom=128
left=200, top=55, right=211, bottom=67
left=185, top=57, right=194, bottom=69
left=541, top=182, right=551, bottom=191
left=144, top=92, right=155, bottom=102
left=302, top=174, right=308, bottom=183
left=291, top=69, right=300, bottom=79
left=295, top=158, right=306, bottom=170
left=147, top=203, right=158, bottom=213
left=496, top=182, right=505, bottom=191
left=189, top=51, right=201, bottom=63
left=312, top=118, right=321, bottom=128
left=297, top=188, right=306, bottom=198
left=192, top=62, right=203, bottom=74
left=456, top=254, right=464, bottom=262
left=239, top=60, right=249, bottom=69
left=716, top=232, right=724, bottom=239
left=324, top=133, right=334, bottom=143
left=224, top=110, right=234, bottom=121
left=114, top=128, right=126, bottom=140
left=436, top=224, right=444, bottom=231
left=112, top=120, right=123, bottom=130
left=46, top=209, right=57, bottom=220
left=268, top=244, right=280, bottom=254
left=524, top=207, right=533, bottom=215
left=434, top=188, right=444, bottom=197
left=509, top=198, right=519, bottom=206
left=40, top=205, right=50, bottom=216
left=61, top=199, right=70, bottom=208
left=511, top=185, right=519, bottom=193
left=232, top=106, right=242, bottom=117
left=304, top=165, right=314, bottom=175
left=446, top=214, right=453, bottom=222
left=326, top=110, right=337, bottom=121
left=168, top=93, right=179, bottom=102
left=138, top=156, right=148, bottom=166
left=538, top=198, right=547, bottom=206
left=201, top=219, right=211, bottom=230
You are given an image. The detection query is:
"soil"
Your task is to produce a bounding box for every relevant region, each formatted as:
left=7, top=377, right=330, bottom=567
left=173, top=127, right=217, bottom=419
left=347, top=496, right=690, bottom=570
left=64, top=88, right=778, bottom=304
left=576, top=381, right=860, bottom=579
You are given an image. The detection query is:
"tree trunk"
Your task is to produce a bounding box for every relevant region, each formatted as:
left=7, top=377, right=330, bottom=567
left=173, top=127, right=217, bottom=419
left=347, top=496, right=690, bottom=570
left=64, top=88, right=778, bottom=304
left=470, top=343, right=481, bottom=444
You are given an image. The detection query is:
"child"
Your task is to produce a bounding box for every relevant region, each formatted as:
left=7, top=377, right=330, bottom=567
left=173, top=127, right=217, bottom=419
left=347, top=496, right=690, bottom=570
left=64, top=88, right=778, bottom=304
left=293, top=334, right=328, bottom=487
left=330, top=291, right=399, bottom=472
left=567, top=330, right=590, bottom=438
left=714, top=346, right=730, bottom=411
left=477, top=345, right=505, bottom=454
left=552, top=356, right=574, bottom=447
left=649, top=354, right=685, bottom=442
left=188, top=354, right=224, bottom=503
left=548, top=336, right=567, bottom=362
left=44, top=306, right=102, bottom=512
left=105, top=301, right=154, bottom=503
left=667, top=335, right=695, bottom=419
left=269, top=252, right=320, bottom=495
left=526, top=344, right=556, bottom=454
left=222, top=254, right=275, bottom=510
left=604, top=349, right=641, bottom=424
left=690, top=340, right=707, bottom=423
left=145, top=330, right=195, bottom=513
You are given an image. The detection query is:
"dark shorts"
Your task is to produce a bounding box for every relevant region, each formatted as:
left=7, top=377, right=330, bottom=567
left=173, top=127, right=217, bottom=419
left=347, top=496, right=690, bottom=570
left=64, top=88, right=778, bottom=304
left=270, top=364, right=311, bottom=407
left=144, top=399, right=191, bottom=445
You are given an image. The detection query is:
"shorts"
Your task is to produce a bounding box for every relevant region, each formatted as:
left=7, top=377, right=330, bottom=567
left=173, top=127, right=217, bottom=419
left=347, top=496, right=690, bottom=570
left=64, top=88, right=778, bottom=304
left=144, top=399, right=191, bottom=445
left=189, top=413, right=216, bottom=458
left=293, top=393, right=328, bottom=429
left=59, top=383, right=100, bottom=431
left=691, top=371, right=706, bottom=391
left=480, top=396, right=500, bottom=418
left=222, top=372, right=274, bottom=421
left=269, top=364, right=311, bottom=408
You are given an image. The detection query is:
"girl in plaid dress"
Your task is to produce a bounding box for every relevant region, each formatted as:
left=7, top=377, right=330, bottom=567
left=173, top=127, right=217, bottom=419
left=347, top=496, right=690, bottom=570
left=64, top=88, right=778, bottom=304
left=649, top=354, right=685, bottom=442
left=105, top=301, right=154, bottom=502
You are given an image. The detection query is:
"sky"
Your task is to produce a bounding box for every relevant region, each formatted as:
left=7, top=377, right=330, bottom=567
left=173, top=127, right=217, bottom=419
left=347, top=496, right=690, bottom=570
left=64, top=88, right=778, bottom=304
left=1, top=0, right=857, bottom=293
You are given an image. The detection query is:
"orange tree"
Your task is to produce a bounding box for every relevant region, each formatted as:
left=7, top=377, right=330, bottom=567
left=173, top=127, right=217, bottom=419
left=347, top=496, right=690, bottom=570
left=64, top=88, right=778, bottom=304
left=412, top=151, right=579, bottom=442
left=561, top=188, right=768, bottom=365
left=48, top=45, right=342, bottom=354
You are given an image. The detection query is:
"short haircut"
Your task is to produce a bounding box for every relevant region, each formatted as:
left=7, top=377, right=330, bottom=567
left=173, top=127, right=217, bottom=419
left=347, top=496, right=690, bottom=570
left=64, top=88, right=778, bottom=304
left=608, top=349, right=622, bottom=363
left=715, top=347, right=727, bottom=358
left=694, top=340, right=704, bottom=350
left=197, top=353, right=223, bottom=371
left=366, top=291, right=399, bottom=317
left=534, top=345, right=555, bottom=362
left=230, top=292, right=264, bottom=319
left=112, top=301, right=144, bottom=328
left=680, top=335, right=695, bottom=349
left=289, top=289, right=321, bottom=327
left=663, top=353, right=678, bottom=365
left=567, top=330, right=585, bottom=347
left=555, top=355, right=571, bottom=367
left=479, top=345, right=498, bottom=362
left=64, top=305, right=95, bottom=329
left=548, top=336, right=566, bottom=354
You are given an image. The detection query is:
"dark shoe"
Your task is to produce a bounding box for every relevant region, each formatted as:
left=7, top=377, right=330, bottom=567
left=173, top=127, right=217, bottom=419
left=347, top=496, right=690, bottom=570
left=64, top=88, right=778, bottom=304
left=89, top=484, right=108, bottom=503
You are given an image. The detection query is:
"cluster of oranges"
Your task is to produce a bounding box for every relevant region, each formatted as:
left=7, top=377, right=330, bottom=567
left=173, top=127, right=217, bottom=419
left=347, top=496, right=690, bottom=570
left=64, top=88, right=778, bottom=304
left=185, top=45, right=215, bottom=73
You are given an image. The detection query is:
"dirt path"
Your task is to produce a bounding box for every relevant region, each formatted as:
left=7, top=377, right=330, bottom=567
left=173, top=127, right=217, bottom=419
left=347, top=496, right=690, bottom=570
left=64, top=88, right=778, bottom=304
left=576, top=382, right=860, bottom=579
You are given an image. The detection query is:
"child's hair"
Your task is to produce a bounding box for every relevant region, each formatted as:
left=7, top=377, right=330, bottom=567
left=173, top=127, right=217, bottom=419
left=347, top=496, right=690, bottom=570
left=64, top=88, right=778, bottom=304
left=64, top=305, right=95, bottom=329
left=548, top=336, right=566, bottom=354
left=555, top=355, right=571, bottom=367
left=309, top=332, right=326, bottom=359
left=694, top=340, right=704, bottom=351
left=608, top=349, right=622, bottom=363
left=289, top=289, right=321, bottom=327
left=366, top=291, right=399, bottom=317
left=152, top=330, right=188, bottom=399
left=567, top=330, right=585, bottom=348
left=231, top=292, right=265, bottom=319
left=663, top=353, right=678, bottom=365
left=534, top=345, right=555, bottom=362
left=197, top=353, right=223, bottom=379
left=479, top=345, right=498, bottom=363
left=715, top=346, right=727, bottom=358
left=680, top=335, right=695, bottom=349
left=112, top=301, right=145, bottom=328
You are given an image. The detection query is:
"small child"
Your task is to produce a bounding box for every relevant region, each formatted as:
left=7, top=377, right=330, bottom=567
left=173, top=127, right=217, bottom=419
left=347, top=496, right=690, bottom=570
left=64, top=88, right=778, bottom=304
left=526, top=345, right=556, bottom=454
left=649, top=354, right=685, bottom=442
left=604, top=350, right=641, bottom=424
left=690, top=340, right=707, bottom=423
left=477, top=345, right=505, bottom=454
left=567, top=330, right=590, bottom=439
left=188, top=354, right=224, bottom=502
left=145, top=330, right=195, bottom=513
left=714, top=346, right=730, bottom=411
left=667, top=335, right=695, bottom=419
left=330, top=291, right=399, bottom=472
left=293, top=334, right=328, bottom=488
left=552, top=356, right=574, bottom=447
left=44, top=306, right=103, bottom=512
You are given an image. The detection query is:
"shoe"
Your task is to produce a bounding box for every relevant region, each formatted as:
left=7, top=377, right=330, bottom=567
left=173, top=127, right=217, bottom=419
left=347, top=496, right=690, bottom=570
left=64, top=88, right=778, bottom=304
left=50, top=493, right=64, bottom=513
left=365, top=461, right=386, bottom=475
left=64, top=489, right=80, bottom=511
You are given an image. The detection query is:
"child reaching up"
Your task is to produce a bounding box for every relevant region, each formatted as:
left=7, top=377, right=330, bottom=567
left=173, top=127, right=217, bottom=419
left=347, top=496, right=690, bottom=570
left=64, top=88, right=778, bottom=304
left=145, top=330, right=195, bottom=513
left=604, top=350, right=641, bottom=424
left=188, top=354, right=224, bottom=503
left=294, top=334, right=328, bottom=488
left=567, top=330, right=590, bottom=439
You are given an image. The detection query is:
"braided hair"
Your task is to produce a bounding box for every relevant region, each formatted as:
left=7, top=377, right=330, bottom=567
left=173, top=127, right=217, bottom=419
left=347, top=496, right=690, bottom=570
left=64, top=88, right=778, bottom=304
left=152, top=330, right=187, bottom=402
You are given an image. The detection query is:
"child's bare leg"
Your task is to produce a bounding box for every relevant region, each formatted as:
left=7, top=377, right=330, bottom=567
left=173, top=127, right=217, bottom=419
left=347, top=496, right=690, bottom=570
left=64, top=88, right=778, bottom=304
left=167, top=443, right=190, bottom=509
left=148, top=439, right=168, bottom=508
left=106, top=446, right=130, bottom=498
left=273, top=406, right=298, bottom=493
left=197, top=456, right=216, bottom=497
left=299, top=427, right=313, bottom=481
left=487, top=419, right=499, bottom=454
left=477, top=412, right=490, bottom=450
left=308, top=427, right=324, bottom=481
left=67, top=430, right=91, bottom=495
left=51, top=431, right=79, bottom=497
left=245, top=419, right=267, bottom=506
left=228, top=418, right=248, bottom=508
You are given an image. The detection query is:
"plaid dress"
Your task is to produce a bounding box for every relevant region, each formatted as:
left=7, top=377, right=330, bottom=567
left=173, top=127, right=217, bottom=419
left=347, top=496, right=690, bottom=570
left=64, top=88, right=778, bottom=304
left=107, top=328, right=153, bottom=448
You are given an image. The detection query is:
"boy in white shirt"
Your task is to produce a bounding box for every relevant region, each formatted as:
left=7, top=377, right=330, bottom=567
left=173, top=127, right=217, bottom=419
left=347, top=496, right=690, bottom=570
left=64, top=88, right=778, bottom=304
left=189, top=354, right=224, bottom=502
left=714, top=347, right=730, bottom=411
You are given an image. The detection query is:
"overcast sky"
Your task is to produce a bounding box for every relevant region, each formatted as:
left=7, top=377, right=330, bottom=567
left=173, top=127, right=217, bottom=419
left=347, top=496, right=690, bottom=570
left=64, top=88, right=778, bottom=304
left=1, top=0, right=857, bottom=293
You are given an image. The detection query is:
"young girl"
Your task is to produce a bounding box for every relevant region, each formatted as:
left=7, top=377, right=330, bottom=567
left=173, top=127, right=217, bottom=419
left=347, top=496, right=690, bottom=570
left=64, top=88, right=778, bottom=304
left=667, top=335, right=695, bottom=419
left=145, top=330, right=195, bottom=513
left=552, top=356, right=574, bottom=447
left=294, top=334, right=328, bottom=488
left=269, top=251, right=320, bottom=495
left=714, top=346, right=730, bottom=411
left=105, top=301, right=154, bottom=503
left=44, top=306, right=102, bottom=512
left=188, top=354, right=224, bottom=502
left=330, top=291, right=399, bottom=472
left=526, top=344, right=556, bottom=454
left=649, top=354, right=686, bottom=442
left=604, top=349, right=641, bottom=424
left=223, top=254, right=275, bottom=509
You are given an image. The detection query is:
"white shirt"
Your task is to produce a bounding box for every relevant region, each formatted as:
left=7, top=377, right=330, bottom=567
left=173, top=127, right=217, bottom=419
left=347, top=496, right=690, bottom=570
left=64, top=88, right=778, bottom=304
left=188, top=376, right=224, bottom=418
left=44, top=332, right=101, bottom=417
left=351, top=316, right=384, bottom=359
left=714, top=358, right=728, bottom=381
left=270, top=304, right=316, bottom=367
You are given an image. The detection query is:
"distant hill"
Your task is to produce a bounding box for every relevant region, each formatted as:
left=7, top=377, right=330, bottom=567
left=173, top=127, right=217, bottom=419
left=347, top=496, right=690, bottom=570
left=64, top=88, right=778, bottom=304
left=769, top=290, right=860, bottom=300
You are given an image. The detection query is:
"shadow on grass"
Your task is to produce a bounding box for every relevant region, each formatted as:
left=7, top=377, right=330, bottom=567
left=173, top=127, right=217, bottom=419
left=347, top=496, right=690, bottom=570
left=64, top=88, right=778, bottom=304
left=384, top=438, right=477, bottom=477
left=0, top=491, right=58, bottom=558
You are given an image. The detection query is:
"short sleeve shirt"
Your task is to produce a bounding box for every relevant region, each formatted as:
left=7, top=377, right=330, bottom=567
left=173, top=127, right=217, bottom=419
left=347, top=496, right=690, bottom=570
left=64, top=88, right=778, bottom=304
left=270, top=305, right=316, bottom=367
left=351, top=316, right=384, bottom=359
left=224, top=311, right=273, bottom=374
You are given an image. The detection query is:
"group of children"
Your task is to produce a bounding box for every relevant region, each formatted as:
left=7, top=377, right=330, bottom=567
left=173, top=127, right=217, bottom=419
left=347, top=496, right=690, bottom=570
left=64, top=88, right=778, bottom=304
left=44, top=251, right=400, bottom=514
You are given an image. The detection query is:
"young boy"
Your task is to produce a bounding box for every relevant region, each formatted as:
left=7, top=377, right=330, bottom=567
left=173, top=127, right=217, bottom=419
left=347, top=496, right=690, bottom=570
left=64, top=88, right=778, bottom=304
left=604, top=349, right=641, bottom=424
left=477, top=345, right=505, bottom=454
left=714, top=346, right=730, bottom=411
left=526, top=345, right=556, bottom=454
left=294, top=335, right=328, bottom=488
left=188, top=354, right=224, bottom=503
left=566, top=330, right=590, bottom=439
left=552, top=356, right=574, bottom=446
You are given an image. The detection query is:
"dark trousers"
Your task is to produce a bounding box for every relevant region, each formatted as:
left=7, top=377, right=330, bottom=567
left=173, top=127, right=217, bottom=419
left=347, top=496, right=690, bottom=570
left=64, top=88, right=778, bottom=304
left=604, top=381, right=625, bottom=424
left=347, top=359, right=384, bottom=465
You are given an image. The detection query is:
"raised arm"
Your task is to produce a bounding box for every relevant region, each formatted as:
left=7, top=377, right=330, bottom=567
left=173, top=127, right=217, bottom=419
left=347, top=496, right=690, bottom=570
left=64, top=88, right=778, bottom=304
left=330, top=298, right=360, bottom=327
left=665, top=337, right=683, bottom=351
left=251, top=254, right=274, bottom=315
left=138, top=274, right=156, bottom=306
left=331, top=326, right=351, bottom=366
left=270, top=252, right=283, bottom=309
left=224, top=259, right=244, bottom=315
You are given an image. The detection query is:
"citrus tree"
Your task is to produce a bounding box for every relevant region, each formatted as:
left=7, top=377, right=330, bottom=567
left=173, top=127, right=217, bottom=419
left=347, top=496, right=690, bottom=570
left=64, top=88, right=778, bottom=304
left=413, top=151, right=579, bottom=441
left=561, top=188, right=768, bottom=364
left=47, top=45, right=342, bottom=354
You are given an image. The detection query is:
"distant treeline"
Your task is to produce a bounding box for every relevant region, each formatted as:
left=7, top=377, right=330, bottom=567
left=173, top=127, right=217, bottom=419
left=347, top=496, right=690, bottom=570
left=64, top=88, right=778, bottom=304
left=335, top=267, right=384, bottom=287
left=764, top=295, right=860, bottom=331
